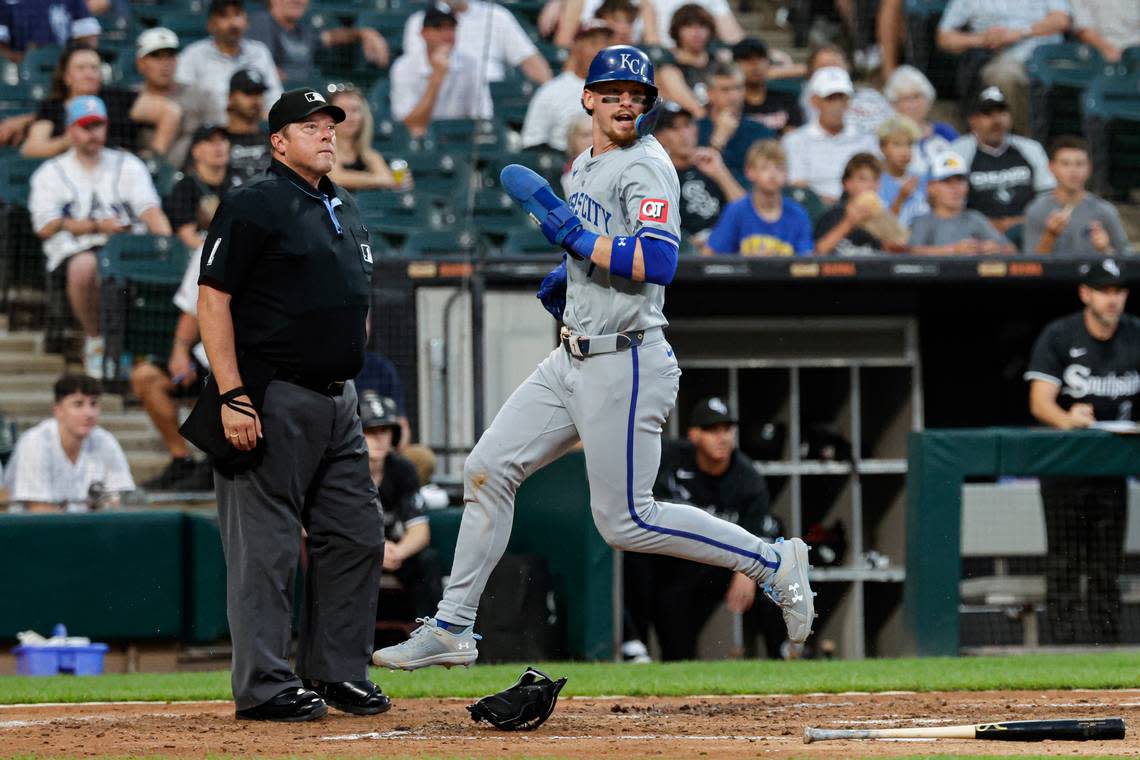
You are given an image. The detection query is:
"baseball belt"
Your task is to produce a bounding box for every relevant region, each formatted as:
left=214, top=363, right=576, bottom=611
left=560, top=326, right=646, bottom=358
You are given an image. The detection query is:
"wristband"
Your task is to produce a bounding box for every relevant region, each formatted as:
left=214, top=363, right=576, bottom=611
left=609, top=236, right=635, bottom=279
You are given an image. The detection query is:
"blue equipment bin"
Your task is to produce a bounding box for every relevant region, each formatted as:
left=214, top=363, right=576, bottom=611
left=13, top=644, right=109, bottom=675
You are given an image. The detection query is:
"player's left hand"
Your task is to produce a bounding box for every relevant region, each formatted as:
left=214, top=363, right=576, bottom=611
left=725, top=571, right=756, bottom=613
left=537, top=260, right=567, bottom=320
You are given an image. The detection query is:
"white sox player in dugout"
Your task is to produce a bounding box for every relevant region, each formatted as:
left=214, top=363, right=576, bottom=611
left=373, top=45, right=815, bottom=670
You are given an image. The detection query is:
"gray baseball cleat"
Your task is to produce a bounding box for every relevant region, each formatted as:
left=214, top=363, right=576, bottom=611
left=371, top=617, right=481, bottom=671
left=763, top=537, right=816, bottom=644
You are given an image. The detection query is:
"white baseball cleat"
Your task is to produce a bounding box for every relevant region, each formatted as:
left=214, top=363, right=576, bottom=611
left=763, top=537, right=816, bottom=644
left=371, top=617, right=481, bottom=671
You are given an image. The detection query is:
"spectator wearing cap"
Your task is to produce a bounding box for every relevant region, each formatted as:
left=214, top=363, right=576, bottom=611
left=355, top=345, right=412, bottom=450
left=176, top=0, right=283, bottom=125
left=907, top=150, right=1014, bottom=255
left=131, top=125, right=231, bottom=491
left=521, top=21, right=613, bottom=151
left=884, top=66, right=958, bottom=176
left=704, top=139, right=813, bottom=257
left=359, top=391, right=443, bottom=620
left=223, top=69, right=272, bottom=185
left=135, top=27, right=216, bottom=170
left=781, top=66, right=879, bottom=204
left=390, top=5, right=493, bottom=138
left=1023, top=136, right=1132, bottom=256
left=1025, top=258, right=1139, bottom=644
left=0, top=0, right=100, bottom=64
left=623, top=396, right=784, bottom=662
left=734, top=38, right=803, bottom=135
left=654, top=104, right=744, bottom=245
left=22, top=44, right=183, bottom=159
left=697, top=62, right=777, bottom=186
left=29, top=96, right=172, bottom=377
left=194, top=86, right=389, bottom=721
left=402, top=0, right=551, bottom=85
left=800, top=45, right=893, bottom=138
left=936, top=0, right=1070, bottom=135
left=950, top=86, right=1054, bottom=241
left=247, top=0, right=389, bottom=85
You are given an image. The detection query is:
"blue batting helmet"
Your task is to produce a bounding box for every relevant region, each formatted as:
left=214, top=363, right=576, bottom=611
left=584, top=45, right=658, bottom=107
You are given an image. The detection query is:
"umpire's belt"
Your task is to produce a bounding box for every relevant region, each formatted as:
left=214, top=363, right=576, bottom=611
left=275, top=371, right=347, bottom=396
left=560, top=326, right=647, bottom=358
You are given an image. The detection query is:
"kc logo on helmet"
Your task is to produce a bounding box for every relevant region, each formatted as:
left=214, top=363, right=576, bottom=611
left=619, top=53, right=647, bottom=76
left=639, top=198, right=668, bottom=222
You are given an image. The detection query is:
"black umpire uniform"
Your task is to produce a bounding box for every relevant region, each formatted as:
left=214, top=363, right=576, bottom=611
left=1025, top=260, right=1140, bottom=644
left=197, top=89, right=387, bottom=720
left=625, top=398, right=786, bottom=660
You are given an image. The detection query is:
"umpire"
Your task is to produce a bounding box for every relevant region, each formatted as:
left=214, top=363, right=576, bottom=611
left=197, top=87, right=388, bottom=721
left=1025, top=259, right=1140, bottom=644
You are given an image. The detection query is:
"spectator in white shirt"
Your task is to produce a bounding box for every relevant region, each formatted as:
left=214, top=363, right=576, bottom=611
left=5, top=374, right=135, bottom=513
left=782, top=67, right=879, bottom=204
left=521, top=21, right=613, bottom=151
left=29, top=96, right=172, bottom=379
left=402, top=0, right=551, bottom=84
left=390, top=4, right=493, bottom=137
left=1069, top=0, right=1140, bottom=63
left=175, top=0, right=283, bottom=125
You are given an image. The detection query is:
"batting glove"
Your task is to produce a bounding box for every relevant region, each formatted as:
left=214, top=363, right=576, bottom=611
left=500, top=164, right=597, bottom=260
left=536, top=259, right=567, bottom=320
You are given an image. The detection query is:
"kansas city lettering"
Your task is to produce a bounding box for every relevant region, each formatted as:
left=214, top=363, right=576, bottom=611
left=567, top=192, right=612, bottom=234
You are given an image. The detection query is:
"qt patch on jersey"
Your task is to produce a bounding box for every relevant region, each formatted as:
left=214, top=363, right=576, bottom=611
left=639, top=199, right=669, bottom=222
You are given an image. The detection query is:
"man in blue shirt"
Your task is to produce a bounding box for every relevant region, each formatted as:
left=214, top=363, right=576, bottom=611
left=697, top=62, right=776, bottom=186
left=704, top=140, right=813, bottom=256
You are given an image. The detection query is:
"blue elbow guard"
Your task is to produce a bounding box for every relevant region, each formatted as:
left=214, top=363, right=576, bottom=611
left=640, top=235, right=678, bottom=285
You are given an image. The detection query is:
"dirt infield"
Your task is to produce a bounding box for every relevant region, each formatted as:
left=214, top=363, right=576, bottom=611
left=2, top=689, right=1139, bottom=758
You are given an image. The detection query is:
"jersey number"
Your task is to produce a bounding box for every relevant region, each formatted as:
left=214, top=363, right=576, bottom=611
left=639, top=199, right=669, bottom=222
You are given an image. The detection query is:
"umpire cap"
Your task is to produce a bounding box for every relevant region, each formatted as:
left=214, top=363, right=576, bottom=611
left=359, top=390, right=402, bottom=446
left=585, top=45, right=657, bottom=103
left=268, top=88, right=346, bottom=133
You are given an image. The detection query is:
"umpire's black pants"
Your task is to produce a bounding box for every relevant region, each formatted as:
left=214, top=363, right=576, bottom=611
left=216, top=380, right=384, bottom=710
left=1039, top=476, right=1127, bottom=645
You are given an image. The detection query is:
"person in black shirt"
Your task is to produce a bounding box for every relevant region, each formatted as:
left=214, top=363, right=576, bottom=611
left=223, top=69, right=271, bottom=185
left=164, top=125, right=236, bottom=250
left=654, top=104, right=744, bottom=245
left=196, top=87, right=387, bottom=721
left=814, top=152, right=891, bottom=256
left=1024, top=259, right=1140, bottom=644
left=624, top=397, right=786, bottom=661
left=733, top=37, right=804, bottom=134
left=360, top=391, right=442, bottom=620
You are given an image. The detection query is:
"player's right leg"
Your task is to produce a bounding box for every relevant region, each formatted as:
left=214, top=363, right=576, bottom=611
left=372, top=348, right=579, bottom=670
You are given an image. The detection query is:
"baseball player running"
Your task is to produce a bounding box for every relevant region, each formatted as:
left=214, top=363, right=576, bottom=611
left=373, top=45, right=814, bottom=670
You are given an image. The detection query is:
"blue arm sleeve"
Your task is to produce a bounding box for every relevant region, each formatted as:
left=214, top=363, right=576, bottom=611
left=639, top=235, right=679, bottom=286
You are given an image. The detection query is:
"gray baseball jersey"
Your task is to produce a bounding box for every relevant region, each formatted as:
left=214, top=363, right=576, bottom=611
left=562, top=136, right=681, bottom=335
left=434, top=134, right=784, bottom=632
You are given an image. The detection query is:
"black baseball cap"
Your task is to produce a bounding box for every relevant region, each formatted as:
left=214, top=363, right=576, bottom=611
left=190, top=123, right=227, bottom=146
left=267, top=87, right=346, bottom=133
left=1080, top=258, right=1128, bottom=289
left=732, top=37, right=769, bottom=61
left=690, top=397, right=737, bottom=428
left=656, top=101, right=693, bottom=130
left=207, top=0, right=243, bottom=16
left=969, top=85, right=1008, bottom=115
left=230, top=68, right=267, bottom=94
left=359, top=391, right=400, bottom=430
left=423, top=2, right=458, bottom=28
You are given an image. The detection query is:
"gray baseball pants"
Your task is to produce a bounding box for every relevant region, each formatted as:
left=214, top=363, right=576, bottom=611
left=437, top=329, right=780, bottom=628
left=216, top=380, right=384, bottom=710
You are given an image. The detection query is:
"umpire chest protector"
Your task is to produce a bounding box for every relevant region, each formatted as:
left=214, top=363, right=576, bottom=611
left=200, top=159, right=373, bottom=380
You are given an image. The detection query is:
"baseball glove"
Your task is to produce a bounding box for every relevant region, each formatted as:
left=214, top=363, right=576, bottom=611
left=467, top=666, right=567, bottom=731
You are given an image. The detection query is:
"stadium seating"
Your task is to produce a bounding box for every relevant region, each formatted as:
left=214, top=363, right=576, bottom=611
left=427, top=119, right=508, bottom=152
left=784, top=186, right=826, bottom=225
left=902, top=0, right=957, bottom=98
left=489, top=78, right=537, bottom=130
left=0, top=83, right=39, bottom=120
left=464, top=187, right=531, bottom=243
left=1082, top=68, right=1140, bottom=198
left=0, top=157, right=45, bottom=208
left=157, top=12, right=210, bottom=44
left=356, top=189, right=454, bottom=247
left=1027, top=42, right=1105, bottom=144
left=372, top=116, right=414, bottom=154
left=355, top=10, right=412, bottom=55
left=479, top=148, right=564, bottom=192
left=396, top=153, right=473, bottom=196
left=19, top=46, right=62, bottom=88
left=501, top=226, right=556, bottom=257
left=400, top=227, right=486, bottom=258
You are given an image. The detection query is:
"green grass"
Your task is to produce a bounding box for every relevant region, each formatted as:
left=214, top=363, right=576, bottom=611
left=2, top=652, right=1139, bottom=704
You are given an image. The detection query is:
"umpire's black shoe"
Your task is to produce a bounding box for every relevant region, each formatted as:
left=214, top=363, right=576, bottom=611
left=235, top=687, right=328, bottom=722
left=302, top=679, right=392, bottom=716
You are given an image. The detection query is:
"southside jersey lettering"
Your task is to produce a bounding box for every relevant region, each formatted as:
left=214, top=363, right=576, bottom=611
left=1025, top=312, right=1140, bottom=422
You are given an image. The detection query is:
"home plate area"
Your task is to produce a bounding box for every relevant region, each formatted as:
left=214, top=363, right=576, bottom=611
left=2, top=690, right=1138, bottom=758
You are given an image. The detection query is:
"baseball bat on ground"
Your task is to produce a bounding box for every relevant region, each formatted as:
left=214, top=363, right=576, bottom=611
left=803, top=717, right=1125, bottom=743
